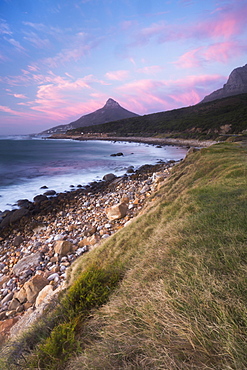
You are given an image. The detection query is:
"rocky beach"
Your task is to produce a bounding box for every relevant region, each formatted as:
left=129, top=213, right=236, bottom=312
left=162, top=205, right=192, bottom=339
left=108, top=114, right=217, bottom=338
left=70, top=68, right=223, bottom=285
left=0, top=159, right=179, bottom=344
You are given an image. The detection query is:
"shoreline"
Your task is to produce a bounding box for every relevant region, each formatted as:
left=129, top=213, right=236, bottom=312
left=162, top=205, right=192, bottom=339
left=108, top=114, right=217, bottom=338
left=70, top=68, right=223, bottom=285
left=0, top=160, right=177, bottom=342
left=48, top=134, right=217, bottom=148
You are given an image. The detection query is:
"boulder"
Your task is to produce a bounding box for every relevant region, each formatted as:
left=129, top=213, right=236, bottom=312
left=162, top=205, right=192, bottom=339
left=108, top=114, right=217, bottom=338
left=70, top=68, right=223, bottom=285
left=23, top=275, right=49, bottom=303
left=106, top=202, right=128, bottom=220
left=17, top=199, right=33, bottom=209
left=44, top=190, right=56, bottom=196
left=13, top=235, right=24, bottom=247
left=103, top=173, right=116, bottom=182
left=10, top=208, right=29, bottom=224
left=54, top=240, right=73, bottom=256
left=33, top=194, right=48, bottom=204
left=35, top=285, right=54, bottom=307
left=12, top=252, right=41, bottom=276
left=0, top=318, right=19, bottom=344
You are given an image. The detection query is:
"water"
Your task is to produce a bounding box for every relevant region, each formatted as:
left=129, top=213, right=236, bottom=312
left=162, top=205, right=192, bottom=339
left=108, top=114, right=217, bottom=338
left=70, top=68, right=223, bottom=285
left=0, top=136, right=187, bottom=212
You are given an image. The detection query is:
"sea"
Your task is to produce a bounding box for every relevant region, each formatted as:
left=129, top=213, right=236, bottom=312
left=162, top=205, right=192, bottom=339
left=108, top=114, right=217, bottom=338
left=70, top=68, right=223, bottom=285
left=0, top=136, right=188, bottom=212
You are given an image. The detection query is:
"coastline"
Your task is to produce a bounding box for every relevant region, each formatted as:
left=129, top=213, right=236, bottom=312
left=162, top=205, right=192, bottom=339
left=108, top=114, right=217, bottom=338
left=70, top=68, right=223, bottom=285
left=0, top=160, right=177, bottom=343
left=48, top=134, right=217, bottom=148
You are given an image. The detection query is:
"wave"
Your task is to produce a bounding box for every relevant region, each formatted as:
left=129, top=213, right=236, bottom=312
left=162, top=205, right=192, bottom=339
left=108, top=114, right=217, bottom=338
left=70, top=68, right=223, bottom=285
left=0, top=135, right=33, bottom=140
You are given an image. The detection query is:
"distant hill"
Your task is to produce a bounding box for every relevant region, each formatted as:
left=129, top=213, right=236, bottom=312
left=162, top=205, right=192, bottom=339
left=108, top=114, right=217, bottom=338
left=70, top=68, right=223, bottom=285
left=42, top=98, right=139, bottom=134
left=201, top=64, right=247, bottom=103
left=69, top=93, right=247, bottom=140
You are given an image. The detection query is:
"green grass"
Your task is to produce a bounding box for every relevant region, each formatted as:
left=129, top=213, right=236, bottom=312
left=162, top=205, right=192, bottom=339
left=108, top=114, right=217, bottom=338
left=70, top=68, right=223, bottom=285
left=1, top=142, right=247, bottom=369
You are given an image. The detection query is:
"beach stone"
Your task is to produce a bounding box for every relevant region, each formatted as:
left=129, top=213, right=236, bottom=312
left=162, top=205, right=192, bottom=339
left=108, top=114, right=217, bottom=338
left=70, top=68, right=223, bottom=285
left=44, top=190, right=56, bottom=196
left=17, top=199, right=33, bottom=209
left=8, top=298, right=21, bottom=311
left=103, top=173, right=116, bottom=182
left=1, top=292, right=14, bottom=305
left=13, top=235, right=24, bottom=247
left=10, top=208, right=29, bottom=224
left=12, top=252, right=41, bottom=276
left=54, top=240, right=73, bottom=256
left=106, top=202, right=128, bottom=220
left=14, top=287, right=28, bottom=304
left=23, top=275, right=49, bottom=303
left=33, top=194, right=48, bottom=204
left=0, top=318, right=19, bottom=344
left=35, top=284, right=54, bottom=307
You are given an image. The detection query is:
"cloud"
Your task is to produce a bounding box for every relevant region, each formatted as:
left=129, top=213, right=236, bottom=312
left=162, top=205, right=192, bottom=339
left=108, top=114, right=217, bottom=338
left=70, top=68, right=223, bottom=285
left=0, top=105, right=20, bottom=115
left=4, top=37, right=26, bottom=52
left=7, top=93, right=28, bottom=99
left=130, top=1, right=247, bottom=48
left=105, top=70, right=130, bottom=81
left=0, top=19, right=12, bottom=35
left=174, top=41, right=246, bottom=69
left=23, top=31, right=51, bottom=49
left=137, top=65, right=163, bottom=75
left=117, top=74, right=224, bottom=113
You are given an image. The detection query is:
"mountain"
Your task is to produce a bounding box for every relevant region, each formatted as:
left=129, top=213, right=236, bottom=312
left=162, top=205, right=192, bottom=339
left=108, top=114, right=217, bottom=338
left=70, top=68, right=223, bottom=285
left=42, top=98, right=139, bottom=134
left=69, top=93, right=247, bottom=140
left=201, top=64, right=247, bottom=103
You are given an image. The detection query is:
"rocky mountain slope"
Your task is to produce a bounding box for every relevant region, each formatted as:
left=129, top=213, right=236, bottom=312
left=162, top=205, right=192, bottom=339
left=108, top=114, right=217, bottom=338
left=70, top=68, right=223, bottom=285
left=201, top=64, right=247, bottom=103
left=42, top=98, right=139, bottom=134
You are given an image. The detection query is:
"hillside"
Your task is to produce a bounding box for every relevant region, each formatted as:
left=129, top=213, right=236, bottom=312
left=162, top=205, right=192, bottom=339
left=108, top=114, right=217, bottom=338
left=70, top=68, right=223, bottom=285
left=2, top=141, right=247, bottom=369
left=68, top=93, right=247, bottom=140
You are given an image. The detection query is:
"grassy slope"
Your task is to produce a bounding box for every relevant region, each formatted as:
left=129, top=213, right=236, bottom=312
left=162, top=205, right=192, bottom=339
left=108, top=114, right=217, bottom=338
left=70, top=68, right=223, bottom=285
left=3, top=142, right=247, bottom=369
left=69, top=93, right=247, bottom=139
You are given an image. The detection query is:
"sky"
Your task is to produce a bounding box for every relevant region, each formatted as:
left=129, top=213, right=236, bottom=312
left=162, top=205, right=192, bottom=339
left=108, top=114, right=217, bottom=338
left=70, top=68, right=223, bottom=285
left=0, top=0, right=247, bottom=135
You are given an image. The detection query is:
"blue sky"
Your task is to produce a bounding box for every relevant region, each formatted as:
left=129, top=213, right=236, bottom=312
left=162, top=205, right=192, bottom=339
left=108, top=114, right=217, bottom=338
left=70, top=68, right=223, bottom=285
left=0, top=0, right=247, bottom=135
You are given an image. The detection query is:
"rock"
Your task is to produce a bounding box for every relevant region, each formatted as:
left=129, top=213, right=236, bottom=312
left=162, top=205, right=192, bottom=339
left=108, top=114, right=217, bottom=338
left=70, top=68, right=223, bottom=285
left=110, top=152, right=124, bottom=157
left=13, top=235, right=24, bottom=247
left=201, top=64, right=247, bottom=103
left=10, top=208, right=29, bottom=224
left=33, top=194, right=48, bottom=204
left=126, top=166, right=134, bottom=173
left=44, top=190, right=56, bottom=196
left=54, top=240, right=73, bottom=256
left=1, top=292, right=14, bottom=305
left=35, top=285, right=54, bottom=307
left=103, top=173, right=116, bottom=182
left=8, top=298, right=21, bottom=311
left=47, top=273, right=60, bottom=282
left=14, top=287, right=28, bottom=304
left=105, top=202, right=128, bottom=220
left=0, top=318, right=19, bottom=344
left=23, top=275, right=49, bottom=303
left=17, top=199, right=33, bottom=209
left=12, top=252, right=41, bottom=276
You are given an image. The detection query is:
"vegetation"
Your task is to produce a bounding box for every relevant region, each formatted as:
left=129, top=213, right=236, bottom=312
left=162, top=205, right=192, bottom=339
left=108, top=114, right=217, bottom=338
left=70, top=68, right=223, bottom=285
left=68, top=93, right=247, bottom=140
left=1, top=142, right=247, bottom=369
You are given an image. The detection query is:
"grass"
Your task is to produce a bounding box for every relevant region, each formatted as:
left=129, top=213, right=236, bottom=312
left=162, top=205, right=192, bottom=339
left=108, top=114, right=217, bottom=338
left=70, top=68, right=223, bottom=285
left=1, top=141, right=247, bottom=369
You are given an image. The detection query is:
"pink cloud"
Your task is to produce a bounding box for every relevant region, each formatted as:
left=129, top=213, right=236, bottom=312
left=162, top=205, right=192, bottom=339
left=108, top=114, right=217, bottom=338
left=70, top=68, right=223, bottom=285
left=174, top=49, right=202, bottom=69
left=0, top=105, right=20, bottom=115
left=174, top=40, right=246, bottom=69
left=131, top=2, right=247, bottom=48
left=203, top=41, right=244, bottom=63
left=117, top=74, right=224, bottom=114
left=137, top=65, right=163, bottom=75
left=105, top=70, right=130, bottom=81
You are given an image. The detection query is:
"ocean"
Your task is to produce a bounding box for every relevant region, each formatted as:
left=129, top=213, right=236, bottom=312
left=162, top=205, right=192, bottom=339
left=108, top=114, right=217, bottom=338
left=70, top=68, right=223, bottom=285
left=0, top=136, right=187, bottom=212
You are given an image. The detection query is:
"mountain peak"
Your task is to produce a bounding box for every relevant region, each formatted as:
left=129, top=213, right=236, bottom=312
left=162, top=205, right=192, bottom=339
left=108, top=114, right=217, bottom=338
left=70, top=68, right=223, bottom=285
left=201, top=64, right=247, bottom=103
left=104, top=98, right=120, bottom=108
